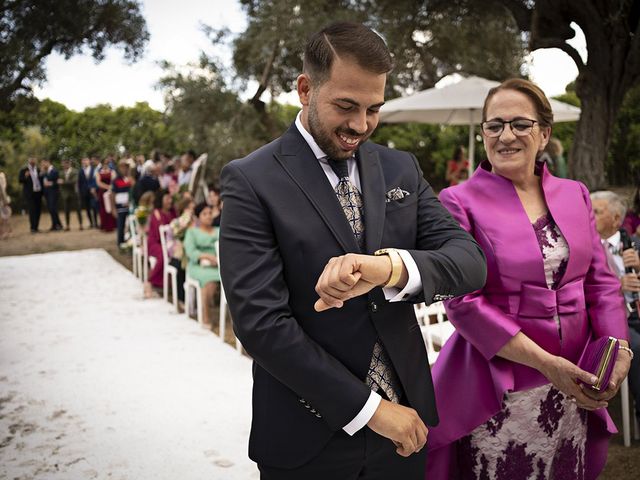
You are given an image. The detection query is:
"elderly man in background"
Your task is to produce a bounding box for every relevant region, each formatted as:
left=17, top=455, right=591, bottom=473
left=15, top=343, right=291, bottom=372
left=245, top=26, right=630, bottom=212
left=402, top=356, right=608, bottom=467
left=592, top=190, right=640, bottom=425
left=178, top=150, right=196, bottom=188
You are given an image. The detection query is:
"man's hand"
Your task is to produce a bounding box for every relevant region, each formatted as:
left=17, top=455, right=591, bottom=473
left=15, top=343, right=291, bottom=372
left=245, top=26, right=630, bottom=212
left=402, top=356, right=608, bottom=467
left=621, top=273, right=640, bottom=293
left=367, top=399, right=428, bottom=457
left=622, top=248, right=640, bottom=271
left=314, top=254, right=391, bottom=312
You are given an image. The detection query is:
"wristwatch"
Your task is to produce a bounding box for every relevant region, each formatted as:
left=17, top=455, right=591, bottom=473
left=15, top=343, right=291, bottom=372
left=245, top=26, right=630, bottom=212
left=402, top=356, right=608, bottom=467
left=374, top=248, right=402, bottom=288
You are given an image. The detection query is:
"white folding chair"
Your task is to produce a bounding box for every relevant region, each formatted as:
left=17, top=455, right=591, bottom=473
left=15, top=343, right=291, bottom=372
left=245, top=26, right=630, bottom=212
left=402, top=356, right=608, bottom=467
left=184, top=275, right=203, bottom=324
left=424, top=302, right=455, bottom=347
left=414, top=303, right=440, bottom=365
left=128, top=215, right=143, bottom=280
left=620, top=376, right=640, bottom=446
left=215, top=240, right=243, bottom=353
left=159, top=224, right=179, bottom=312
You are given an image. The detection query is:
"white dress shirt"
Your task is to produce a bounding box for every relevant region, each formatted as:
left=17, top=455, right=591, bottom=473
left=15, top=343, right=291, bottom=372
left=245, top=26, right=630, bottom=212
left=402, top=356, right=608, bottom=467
left=294, top=113, right=423, bottom=435
left=606, top=230, right=635, bottom=304
left=28, top=164, right=41, bottom=192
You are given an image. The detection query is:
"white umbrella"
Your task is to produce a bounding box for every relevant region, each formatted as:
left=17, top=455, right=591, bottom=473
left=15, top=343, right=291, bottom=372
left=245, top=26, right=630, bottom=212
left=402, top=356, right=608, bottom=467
left=379, top=75, right=581, bottom=171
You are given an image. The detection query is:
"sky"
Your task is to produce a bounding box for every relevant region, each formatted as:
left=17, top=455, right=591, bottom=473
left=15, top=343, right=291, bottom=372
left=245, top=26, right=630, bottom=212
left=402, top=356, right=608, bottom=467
left=34, top=0, right=587, bottom=112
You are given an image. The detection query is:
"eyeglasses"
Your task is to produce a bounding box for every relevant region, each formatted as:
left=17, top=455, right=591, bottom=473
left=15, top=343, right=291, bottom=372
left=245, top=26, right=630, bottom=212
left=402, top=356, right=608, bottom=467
left=481, top=118, right=538, bottom=137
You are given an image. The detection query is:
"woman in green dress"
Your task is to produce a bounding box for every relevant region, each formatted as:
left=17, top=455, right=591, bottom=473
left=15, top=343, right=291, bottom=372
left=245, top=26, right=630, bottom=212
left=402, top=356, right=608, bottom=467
left=184, top=202, right=220, bottom=326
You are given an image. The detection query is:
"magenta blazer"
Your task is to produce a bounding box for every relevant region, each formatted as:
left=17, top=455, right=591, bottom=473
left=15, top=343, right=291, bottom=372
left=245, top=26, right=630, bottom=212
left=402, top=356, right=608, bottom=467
left=426, top=161, right=628, bottom=480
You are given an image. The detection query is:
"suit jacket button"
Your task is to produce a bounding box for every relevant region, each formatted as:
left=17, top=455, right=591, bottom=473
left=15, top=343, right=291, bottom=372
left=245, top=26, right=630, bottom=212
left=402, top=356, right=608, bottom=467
left=369, top=302, right=378, bottom=313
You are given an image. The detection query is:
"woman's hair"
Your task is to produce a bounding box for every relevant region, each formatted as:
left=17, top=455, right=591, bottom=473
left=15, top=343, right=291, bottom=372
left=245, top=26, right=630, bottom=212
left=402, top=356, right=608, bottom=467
left=153, top=189, right=170, bottom=210
left=544, top=138, right=564, bottom=158
left=452, top=146, right=466, bottom=162
left=482, top=78, right=554, bottom=128
left=175, top=198, right=193, bottom=216
left=138, top=191, right=155, bottom=208
left=194, top=201, right=211, bottom=218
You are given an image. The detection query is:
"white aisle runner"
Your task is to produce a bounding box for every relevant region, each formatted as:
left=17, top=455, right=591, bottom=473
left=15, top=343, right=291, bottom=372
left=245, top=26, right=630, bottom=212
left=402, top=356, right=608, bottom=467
left=0, top=249, right=257, bottom=479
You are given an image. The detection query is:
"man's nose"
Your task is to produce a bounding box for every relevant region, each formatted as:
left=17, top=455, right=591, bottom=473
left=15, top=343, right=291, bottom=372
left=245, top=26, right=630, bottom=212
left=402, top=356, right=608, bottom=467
left=347, top=111, right=368, bottom=135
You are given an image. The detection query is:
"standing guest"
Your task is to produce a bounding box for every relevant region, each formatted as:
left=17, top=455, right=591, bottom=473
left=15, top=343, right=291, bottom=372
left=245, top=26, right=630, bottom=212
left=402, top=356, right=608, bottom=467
left=184, top=202, right=220, bottom=326
left=206, top=184, right=222, bottom=226
left=159, top=163, right=179, bottom=194
left=178, top=150, right=196, bottom=188
left=144, top=189, right=176, bottom=298
left=112, top=159, right=133, bottom=248
left=427, top=78, right=631, bottom=480
left=623, top=185, right=640, bottom=237
left=89, top=155, right=102, bottom=228
left=591, top=190, right=640, bottom=427
left=41, top=159, right=63, bottom=231
left=58, top=158, right=82, bottom=230
left=78, top=157, right=97, bottom=228
left=445, top=145, right=469, bottom=187
left=133, top=160, right=160, bottom=205
left=133, top=153, right=146, bottom=180
left=18, top=157, right=43, bottom=233
left=95, top=159, right=116, bottom=232
left=0, top=171, right=12, bottom=239
left=539, top=137, right=567, bottom=178
left=219, top=22, right=485, bottom=479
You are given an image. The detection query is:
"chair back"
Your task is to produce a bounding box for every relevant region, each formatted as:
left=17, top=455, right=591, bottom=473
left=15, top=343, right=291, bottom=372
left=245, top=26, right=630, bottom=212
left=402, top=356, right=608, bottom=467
left=159, top=224, right=171, bottom=264
left=129, top=215, right=140, bottom=246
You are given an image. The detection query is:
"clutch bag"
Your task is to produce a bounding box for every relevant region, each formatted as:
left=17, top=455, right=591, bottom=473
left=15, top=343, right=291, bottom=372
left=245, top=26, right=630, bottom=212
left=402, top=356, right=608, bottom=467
left=577, top=336, right=619, bottom=392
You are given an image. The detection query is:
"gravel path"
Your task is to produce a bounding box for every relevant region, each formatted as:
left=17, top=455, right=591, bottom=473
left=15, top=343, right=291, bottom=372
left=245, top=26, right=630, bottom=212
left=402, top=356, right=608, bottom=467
left=0, top=249, right=257, bottom=480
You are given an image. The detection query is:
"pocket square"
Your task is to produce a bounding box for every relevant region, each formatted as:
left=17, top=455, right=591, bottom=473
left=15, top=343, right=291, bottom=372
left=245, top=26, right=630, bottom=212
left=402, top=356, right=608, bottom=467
left=385, top=187, right=411, bottom=202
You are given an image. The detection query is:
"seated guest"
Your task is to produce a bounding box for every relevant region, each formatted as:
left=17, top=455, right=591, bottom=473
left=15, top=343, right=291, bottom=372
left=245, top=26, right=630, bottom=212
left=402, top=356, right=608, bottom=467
left=112, top=159, right=133, bottom=248
left=183, top=202, right=219, bottom=326
left=206, top=184, right=222, bottom=226
left=591, top=190, right=640, bottom=425
left=144, top=189, right=176, bottom=298
left=41, top=158, right=63, bottom=231
left=167, top=197, right=196, bottom=306
left=58, top=158, right=82, bottom=230
left=427, top=79, right=630, bottom=479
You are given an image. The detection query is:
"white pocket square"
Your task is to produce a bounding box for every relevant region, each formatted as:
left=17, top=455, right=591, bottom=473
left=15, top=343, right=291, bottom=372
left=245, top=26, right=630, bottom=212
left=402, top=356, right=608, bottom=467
left=385, top=187, right=411, bottom=202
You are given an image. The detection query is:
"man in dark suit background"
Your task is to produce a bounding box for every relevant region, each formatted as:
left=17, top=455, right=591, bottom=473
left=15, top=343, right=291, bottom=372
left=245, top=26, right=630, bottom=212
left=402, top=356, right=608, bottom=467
left=219, top=22, right=486, bottom=479
left=18, top=157, right=43, bottom=233
left=78, top=156, right=97, bottom=228
left=41, top=158, right=63, bottom=231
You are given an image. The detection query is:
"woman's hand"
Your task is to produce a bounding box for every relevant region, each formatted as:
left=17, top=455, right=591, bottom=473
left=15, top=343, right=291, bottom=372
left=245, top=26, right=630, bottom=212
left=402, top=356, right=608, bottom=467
left=581, top=345, right=632, bottom=403
left=539, top=356, right=609, bottom=410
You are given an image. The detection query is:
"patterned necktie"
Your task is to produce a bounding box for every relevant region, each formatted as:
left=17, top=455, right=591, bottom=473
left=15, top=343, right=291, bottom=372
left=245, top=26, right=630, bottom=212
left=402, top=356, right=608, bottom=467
left=327, top=158, right=401, bottom=404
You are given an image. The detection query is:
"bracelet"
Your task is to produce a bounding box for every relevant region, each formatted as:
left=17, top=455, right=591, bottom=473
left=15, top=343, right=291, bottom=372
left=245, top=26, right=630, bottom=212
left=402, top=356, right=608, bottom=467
left=619, top=345, right=635, bottom=360
left=374, top=248, right=403, bottom=288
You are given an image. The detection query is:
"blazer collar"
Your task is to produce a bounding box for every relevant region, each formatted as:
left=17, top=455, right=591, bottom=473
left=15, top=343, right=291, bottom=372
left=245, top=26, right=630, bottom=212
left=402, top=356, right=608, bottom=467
left=275, top=124, right=385, bottom=254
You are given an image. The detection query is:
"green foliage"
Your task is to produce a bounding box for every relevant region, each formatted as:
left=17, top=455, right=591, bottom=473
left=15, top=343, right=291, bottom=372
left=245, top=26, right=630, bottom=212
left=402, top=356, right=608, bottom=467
left=0, top=0, right=148, bottom=110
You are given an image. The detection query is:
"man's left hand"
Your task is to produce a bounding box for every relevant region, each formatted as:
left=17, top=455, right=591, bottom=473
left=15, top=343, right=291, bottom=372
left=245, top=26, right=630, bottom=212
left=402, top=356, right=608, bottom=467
left=314, top=254, right=391, bottom=312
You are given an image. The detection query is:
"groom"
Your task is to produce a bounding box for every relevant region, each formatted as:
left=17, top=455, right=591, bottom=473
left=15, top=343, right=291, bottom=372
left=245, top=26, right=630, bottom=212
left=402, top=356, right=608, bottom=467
left=219, top=22, right=486, bottom=479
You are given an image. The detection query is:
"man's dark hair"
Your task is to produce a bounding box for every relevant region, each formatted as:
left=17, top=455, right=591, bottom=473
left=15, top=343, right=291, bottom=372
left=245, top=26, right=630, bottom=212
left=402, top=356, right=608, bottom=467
left=184, top=150, right=197, bottom=160
left=303, top=22, right=393, bottom=86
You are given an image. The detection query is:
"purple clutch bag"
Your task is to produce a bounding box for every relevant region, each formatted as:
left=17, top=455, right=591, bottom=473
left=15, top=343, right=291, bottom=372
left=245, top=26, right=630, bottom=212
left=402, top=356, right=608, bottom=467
left=578, top=336, right=619, bottom=392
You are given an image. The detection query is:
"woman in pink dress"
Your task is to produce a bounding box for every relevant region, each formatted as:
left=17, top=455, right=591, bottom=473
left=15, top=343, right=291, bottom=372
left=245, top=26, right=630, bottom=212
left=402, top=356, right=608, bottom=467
left=426, top=79, right=631, bottom=480
left=95, top=159, right=116, bottom=232
left=144, top=190, right=176, bottom=296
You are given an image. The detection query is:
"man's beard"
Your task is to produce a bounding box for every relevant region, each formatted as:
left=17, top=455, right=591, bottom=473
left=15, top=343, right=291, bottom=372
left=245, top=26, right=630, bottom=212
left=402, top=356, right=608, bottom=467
left=307, top=97, right=368, bottom=160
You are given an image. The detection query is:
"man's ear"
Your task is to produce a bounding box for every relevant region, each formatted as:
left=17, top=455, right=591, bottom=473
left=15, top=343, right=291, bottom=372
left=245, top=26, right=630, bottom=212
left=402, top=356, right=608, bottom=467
left=297, top=74, right=312, bottom=106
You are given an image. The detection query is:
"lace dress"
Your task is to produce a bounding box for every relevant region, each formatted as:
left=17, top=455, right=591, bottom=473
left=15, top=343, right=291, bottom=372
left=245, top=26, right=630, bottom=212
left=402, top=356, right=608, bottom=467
left=458, top=213, right=588, bottom=480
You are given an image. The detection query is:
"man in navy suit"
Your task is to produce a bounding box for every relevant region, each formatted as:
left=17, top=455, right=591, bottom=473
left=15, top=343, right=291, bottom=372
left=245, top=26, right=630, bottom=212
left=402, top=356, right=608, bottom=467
left=220, top=22, right=486, bottom=480
left=41, top=158, right=63, bottom=231
left=77, top=156, right=97, bottom=228
left=18, top=157, right=43, bottom=233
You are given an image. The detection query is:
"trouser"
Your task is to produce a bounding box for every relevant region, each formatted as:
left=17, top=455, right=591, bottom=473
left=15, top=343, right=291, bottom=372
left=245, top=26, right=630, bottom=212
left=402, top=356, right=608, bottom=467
left=62, top=194, right=83, bottom=228
left=27, top=191, right=42, bottom=231
left=45, top=191, right=62, bottom=229
left=116, top=210, right=128, bottom=245
left=80, top=192, right=98, bottom=227
left=170, top=257, right=186, bottom=302
left=258, top=427, right=426, bottom=480
left=89, top=192, right=100, bottom=228
left=628, top=313, right=640, bottom=418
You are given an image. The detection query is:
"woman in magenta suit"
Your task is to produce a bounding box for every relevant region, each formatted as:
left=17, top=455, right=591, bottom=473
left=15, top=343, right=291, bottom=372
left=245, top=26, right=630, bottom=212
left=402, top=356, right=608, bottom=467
left=426, top=79, right=631, bottom=480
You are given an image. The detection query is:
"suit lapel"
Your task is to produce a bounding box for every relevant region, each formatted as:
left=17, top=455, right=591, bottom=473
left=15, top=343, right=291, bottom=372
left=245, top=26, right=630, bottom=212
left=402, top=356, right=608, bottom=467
left=358, top=144, right=385, bottom=254
left=274, top=125, right=360, bottom=253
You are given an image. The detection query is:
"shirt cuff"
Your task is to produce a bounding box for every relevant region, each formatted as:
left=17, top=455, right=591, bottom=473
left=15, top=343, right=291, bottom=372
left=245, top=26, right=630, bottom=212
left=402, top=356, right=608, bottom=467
left=342, top=391, right=382, bottom=436
left=382, top=249, right=422, bottom=302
